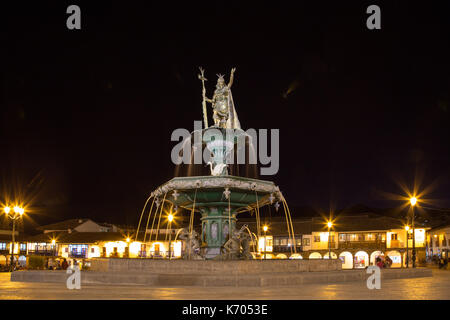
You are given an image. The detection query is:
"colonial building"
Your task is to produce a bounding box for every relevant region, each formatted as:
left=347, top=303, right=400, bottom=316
left=427, top=222, right=450, bottom=260
left=0, top=230, right=28, bottom=267
left=238, top=212, right=429, bottom=269
left=21, top=217, right=185, bottom=262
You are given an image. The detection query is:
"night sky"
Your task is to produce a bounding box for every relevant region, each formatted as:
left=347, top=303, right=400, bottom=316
left=3, top=2, right=450, bottom=228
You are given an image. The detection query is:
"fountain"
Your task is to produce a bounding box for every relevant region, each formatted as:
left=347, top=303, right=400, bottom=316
left=140, top=67, right=287, bottom=259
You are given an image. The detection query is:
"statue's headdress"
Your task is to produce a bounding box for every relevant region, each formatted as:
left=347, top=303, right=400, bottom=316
left=216, top=74, right=225, bottom=82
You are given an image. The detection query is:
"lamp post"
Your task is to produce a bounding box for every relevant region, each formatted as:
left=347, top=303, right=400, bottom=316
left=3, top=206, right=25, bottom=271
left=410, top=197, right=417, bottom=268
left=263, top=225, right=268, bottom=260
left=327, top=221, right=333, bottom=260
left=126, top=237, right=130, bottom=258
left=51, top=239, right=56, bottom=257
left=405, top=225, right=410, bottom=268
left=168, top=214, right=174, bottom=260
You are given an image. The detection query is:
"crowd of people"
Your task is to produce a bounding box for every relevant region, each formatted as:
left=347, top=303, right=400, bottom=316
left=45, top=257, right=70, bottom=270
left=375, top=255, right=392, bottom=268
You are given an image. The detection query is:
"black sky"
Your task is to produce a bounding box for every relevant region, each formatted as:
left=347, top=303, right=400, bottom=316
left=2, top=2, right=450, bottom=227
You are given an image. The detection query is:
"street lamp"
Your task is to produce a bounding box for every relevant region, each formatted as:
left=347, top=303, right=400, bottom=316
left=410, top=197, right=417, bottom=268
left=262, top=225, right=268, bottom=260
left=168, top=214, right=174, bottom=259
left=405, top=225, right=410, bottom=268
left=3, top=205, right=25, bottom=271
left=327, top=221, right=333, bottom=260
left=124, top=237, right=131, bottom=258
left=51, top=239, right=56, bottom=257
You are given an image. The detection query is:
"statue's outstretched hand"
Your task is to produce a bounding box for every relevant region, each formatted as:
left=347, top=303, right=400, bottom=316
left=231, top=67, right=236, bottom=74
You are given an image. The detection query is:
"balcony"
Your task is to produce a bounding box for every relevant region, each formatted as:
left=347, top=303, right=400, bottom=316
left=272, top=245, right=302, bottom=253
left=389, top=240, right=403, bottom=248
left=338, top=240, right=386, bottom=250
left=69, top=252, right=87, bottom=258
left=27, top=250, right=55, bottom=256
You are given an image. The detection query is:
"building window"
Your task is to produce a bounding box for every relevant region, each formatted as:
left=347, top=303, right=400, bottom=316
left=296, top=239, right=302, bottom=246
left=69, top=244, right=88, bottom=257
left=0, top=243, right=6, bottom=250
left=20, top=243, right=26, bottom=251
left=329, top=235, right=335, bottom=242
left=339, top=234, right=346, bottom=242
left=274, top=238, right=280, bottom=246
left=303, top=238, right=310, bottom=246
left=280, top=238, right=287, bottom=246
left=357, top=234, right=364, bottom=241
left=391, top=233, right=398, bottom=241
left=314, top=236, right=320, bottom=242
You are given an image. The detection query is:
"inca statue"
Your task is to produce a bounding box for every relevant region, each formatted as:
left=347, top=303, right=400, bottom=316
left=199, top=67, right=241, bottom=129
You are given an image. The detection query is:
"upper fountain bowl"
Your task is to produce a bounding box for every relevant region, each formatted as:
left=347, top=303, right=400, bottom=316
left=152, top=175, right=281, bottom=213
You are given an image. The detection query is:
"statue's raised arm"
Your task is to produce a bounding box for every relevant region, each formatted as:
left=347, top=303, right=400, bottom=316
left=227, top=67, right=236, bottom=89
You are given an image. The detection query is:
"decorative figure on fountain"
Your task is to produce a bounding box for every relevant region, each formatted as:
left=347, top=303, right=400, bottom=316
left=206, top=161, right=228, bottom=176
left=215, top=224, right=253, bottom=260
left=222, top=229, right=242, bottom=260
left=179, top=228, right=204, bottom=260
left=200, top=67, right=241, bottom=129
left=239, top=230, right=254, bottom=260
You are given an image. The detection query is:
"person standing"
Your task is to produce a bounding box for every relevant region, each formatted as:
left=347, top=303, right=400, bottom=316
left=48, top=258, right=54, bottom=270
left=61, top=258, right=68, bottom=270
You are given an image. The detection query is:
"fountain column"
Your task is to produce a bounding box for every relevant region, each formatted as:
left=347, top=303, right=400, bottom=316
left=200, top=207, right=237, bottom=259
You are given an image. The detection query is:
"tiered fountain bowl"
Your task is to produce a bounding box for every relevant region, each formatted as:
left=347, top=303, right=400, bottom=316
left=152, top=175, right=281, bottom=259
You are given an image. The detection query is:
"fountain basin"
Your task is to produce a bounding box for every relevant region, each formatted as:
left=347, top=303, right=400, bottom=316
left=152, top=176, right=282, bottom=258
left=153, top=175, right=280, bottom=212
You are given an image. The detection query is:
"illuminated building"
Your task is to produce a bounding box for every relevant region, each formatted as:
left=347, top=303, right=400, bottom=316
left=426, top=223, right=450, bottom=261
left=237, top=212, right=430, bottom=269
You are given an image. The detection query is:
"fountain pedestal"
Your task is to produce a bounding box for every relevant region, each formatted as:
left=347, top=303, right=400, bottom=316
left=200, top=207, right=237, bottom=259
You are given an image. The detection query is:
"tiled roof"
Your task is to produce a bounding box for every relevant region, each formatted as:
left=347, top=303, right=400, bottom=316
left=36, top=219, right=91, bottom=231
left=237, top=213, right=407, bottom=236
left=26, top=232, right=129, bottom=244
left=237, top=219, right=312, bottom=236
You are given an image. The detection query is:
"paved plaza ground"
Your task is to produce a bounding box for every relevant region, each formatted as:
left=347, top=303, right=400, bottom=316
left=1, top=269, right=449, bottom=300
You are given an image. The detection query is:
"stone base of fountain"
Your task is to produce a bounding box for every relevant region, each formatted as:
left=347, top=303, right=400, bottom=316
left=11, top=260, right=432, bottom=287
left=89, top=258, right=342, bottom=274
